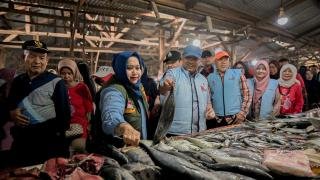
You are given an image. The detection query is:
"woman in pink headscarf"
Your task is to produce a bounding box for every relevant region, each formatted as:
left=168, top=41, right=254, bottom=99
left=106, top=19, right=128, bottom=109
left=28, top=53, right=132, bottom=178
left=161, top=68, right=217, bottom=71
left=247, top=60, right=281, bottom=120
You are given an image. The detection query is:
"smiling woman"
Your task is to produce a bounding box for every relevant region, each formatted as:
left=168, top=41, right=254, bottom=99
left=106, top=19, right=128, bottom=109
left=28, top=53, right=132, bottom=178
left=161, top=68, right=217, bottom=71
left=278, top=64, right=304, bottom=115
left=247, top=60, right=281, bottom=120
left=88, top=51, right=151, bottom=153
left=126, top=56, right=142, bottom=84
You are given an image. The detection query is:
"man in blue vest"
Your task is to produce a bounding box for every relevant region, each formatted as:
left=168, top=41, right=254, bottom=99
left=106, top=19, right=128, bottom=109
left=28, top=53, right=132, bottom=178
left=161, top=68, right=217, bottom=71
left=160, top=45, right=215, bottom=135
left=208, top=50, right=251, bottom=126
left=159, top=50, right=182, bottom=104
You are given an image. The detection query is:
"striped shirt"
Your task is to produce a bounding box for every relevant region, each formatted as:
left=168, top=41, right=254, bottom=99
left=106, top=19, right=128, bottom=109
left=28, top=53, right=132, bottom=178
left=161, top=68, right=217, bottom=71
left=238, top=74, right=251, bottom=118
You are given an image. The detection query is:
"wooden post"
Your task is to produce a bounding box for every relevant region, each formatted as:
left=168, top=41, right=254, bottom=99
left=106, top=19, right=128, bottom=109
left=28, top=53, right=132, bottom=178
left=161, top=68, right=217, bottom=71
left=0, top=48, right=6, bottom=69
left=217, top=35, right=231, bottom=55
left=70, top=0, right=84, bottom=57
left=25, top=7, right=30, bottom=33
left=90, top=52, right=94, bottom=74
left=231, top=44, right=236, bottom=65
left=162, top=19, right=187, bottom=58
left=150, top=1, right=160, bottom=19
left=158, top=29, right=165, bottom=79
left=82, top=13, right=86, bottom=61
left=94, top=41, right=102, bottom=73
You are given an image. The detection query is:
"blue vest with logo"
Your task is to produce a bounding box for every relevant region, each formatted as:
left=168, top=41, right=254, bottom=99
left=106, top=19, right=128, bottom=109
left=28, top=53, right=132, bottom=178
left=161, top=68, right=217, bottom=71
left=166, top=67, right=208, bottom=135
left=207, top=69, right=242, bottom=116
left=247, top=79, right=278, bottom=119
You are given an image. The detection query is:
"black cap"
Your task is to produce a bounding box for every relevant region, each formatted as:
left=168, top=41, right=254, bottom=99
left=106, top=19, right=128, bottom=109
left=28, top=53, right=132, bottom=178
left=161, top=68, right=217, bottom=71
left=163, top=50, right=181, bottom=63
left=22, top=40, right=49, bottom=53
left=201, top=50, right=213, bottom=58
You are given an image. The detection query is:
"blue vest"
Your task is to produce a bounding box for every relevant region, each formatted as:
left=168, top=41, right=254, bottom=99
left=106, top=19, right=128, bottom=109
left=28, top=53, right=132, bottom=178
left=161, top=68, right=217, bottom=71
left=166, top=67, right=208, bottom=135
left=247, top=79, right=278, bottom=119
left=208, top=69, right=242, bottom=116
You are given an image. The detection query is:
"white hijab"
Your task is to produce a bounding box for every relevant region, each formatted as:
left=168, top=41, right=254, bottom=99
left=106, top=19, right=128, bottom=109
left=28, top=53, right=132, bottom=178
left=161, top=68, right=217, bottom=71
left=278, top=64, right=300, bottom=88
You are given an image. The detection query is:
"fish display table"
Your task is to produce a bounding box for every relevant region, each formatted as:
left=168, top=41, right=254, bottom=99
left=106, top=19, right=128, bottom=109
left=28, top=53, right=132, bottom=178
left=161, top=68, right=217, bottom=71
left=139, top=116, right=320, bottom=179
left=2, top=111, right=320, bottom=179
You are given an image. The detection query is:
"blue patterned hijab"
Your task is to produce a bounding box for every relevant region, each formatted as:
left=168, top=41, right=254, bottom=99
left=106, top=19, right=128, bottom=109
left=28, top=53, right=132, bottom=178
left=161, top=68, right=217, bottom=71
left=112, top=51, right=145, bottom=99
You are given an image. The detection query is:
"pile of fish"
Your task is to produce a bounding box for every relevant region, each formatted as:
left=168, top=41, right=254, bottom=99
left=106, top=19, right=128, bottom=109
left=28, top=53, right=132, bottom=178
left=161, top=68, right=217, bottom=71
left=14, top=106, right=318, bottom=179
left=89, top=114, right=320, bottom=180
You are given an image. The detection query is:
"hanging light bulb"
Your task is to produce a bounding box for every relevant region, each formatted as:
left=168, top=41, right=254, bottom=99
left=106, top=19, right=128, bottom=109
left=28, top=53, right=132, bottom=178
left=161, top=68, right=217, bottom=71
left=277, top=7, right=288, bottom=25
left=192, top=39, right=201, bottom=47
left=251, top=59, right=258, bottom=66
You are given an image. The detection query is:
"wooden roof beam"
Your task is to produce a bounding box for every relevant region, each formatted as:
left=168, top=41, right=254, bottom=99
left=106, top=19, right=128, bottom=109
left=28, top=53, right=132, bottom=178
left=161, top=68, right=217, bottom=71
left=0, top=4, right=25, bottom=15
left=0, top=44, right=158, bottom=56
left=185, top=0, right=198, bottom=10
left=296, top=24, right=320, bottom=39
left=106, top=20, right=138, bottom=48
left=150, top=0, right=160, bottom=19
left=85, top=14, right=111, bottom=38
left=162, top=18, right=187, bottom=58
left=152, top=0, right=316, bottom=47
left=3, top=34, right=18, bottom=42
left=202, top=42, right=221, bottom=49
left=0, top=29, right=159, bottom=46
left=85, top=39, right=97, bottom=47
left=0, top=6, right=168, bottom=31
left=140, top=12, right=176, bottom=19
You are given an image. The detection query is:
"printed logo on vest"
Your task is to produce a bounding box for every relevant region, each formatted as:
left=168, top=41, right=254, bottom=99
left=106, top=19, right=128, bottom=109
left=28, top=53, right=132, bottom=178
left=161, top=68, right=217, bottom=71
left=200, top=83, right=207, bottom=92
left=127, top=100, right=134, bottom=108
left=125, top=100, right=136, bottom=114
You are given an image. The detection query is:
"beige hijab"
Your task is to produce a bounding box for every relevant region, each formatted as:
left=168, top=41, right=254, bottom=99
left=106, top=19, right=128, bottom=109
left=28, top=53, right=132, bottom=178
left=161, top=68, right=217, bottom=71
left=278, top=64, right=299, bottom=88
left=58, top=58, right=82, bottom=81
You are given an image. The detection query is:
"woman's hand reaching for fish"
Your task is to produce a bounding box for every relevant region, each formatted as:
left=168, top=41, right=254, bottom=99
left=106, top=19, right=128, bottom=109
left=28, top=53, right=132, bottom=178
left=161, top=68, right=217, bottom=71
left=116, top=123, right=140, bottom=146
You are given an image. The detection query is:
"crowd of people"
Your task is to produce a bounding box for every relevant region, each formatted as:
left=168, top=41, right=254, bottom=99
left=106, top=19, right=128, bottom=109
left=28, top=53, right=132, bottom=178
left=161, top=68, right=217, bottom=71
left=0, top=40, right=320, bottom=167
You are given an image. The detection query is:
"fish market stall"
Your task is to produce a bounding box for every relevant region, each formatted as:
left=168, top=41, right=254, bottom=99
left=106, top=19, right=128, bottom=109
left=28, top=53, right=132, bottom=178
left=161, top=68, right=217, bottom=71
left=1, top=109, right=320, bottom=179
left=135, top=108, right=320, bottom=179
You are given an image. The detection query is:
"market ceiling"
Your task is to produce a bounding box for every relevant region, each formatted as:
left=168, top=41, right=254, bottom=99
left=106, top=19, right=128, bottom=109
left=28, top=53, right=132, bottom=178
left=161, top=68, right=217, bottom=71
left=0, top=0, right=319, bottom=65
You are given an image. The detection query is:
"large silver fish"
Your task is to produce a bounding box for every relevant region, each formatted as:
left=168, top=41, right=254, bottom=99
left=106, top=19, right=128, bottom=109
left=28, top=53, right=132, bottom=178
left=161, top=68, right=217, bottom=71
left=153, top=90, right=175, bottom=144
left=122, top=163, right=161, bottom=180
left=123, top=147, right=155, bottom=166
left=140, top=142, right=220, bottom=180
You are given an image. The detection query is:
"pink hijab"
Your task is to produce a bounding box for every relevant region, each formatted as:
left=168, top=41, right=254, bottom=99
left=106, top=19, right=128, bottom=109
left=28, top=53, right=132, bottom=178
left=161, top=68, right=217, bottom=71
left=253, top=60, right=270, bottom=104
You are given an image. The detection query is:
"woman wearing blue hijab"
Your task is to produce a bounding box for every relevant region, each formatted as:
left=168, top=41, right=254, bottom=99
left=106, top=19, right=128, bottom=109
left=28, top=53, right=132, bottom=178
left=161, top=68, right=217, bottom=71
left=96, top=51, right=149, bottom=147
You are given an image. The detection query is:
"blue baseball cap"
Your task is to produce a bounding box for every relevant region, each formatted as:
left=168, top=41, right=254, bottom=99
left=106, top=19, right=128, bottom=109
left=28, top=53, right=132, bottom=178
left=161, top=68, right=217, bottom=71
left=183, top=45, right=202, bottom=59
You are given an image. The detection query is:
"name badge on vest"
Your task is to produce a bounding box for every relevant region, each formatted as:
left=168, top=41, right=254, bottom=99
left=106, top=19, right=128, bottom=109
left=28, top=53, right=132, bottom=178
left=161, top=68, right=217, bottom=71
left=125, top=100, right=136, bottom=114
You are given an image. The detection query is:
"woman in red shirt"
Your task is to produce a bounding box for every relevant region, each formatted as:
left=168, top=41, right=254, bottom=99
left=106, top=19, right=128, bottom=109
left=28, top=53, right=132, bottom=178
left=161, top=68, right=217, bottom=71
left=58, top=58, right=93, bottom=153
left=278, top=64, right=304, bottom=115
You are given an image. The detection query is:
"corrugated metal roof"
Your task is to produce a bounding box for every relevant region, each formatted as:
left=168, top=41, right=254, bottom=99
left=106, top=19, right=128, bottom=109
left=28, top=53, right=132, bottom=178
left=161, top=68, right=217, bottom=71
left=0, top=0, right=319, bottom=64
